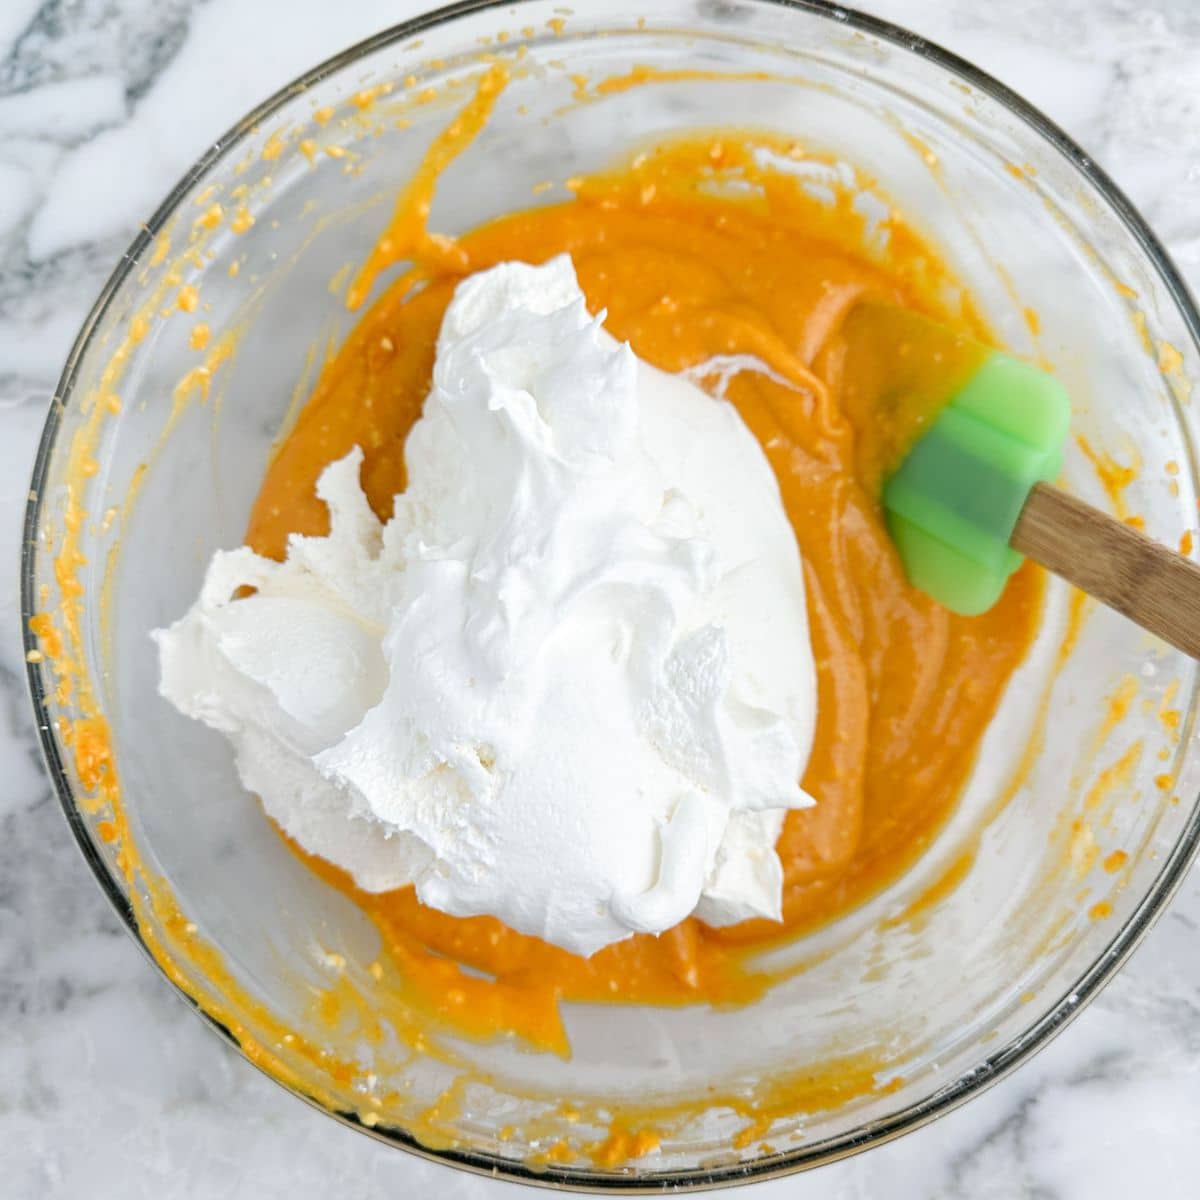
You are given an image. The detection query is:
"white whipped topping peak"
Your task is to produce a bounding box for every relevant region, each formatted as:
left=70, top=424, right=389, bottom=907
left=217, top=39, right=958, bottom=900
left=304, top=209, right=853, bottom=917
left=155, top=256, right=818, bottom=957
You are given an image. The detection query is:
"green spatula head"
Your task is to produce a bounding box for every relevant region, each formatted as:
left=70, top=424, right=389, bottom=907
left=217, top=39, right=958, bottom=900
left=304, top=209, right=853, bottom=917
left=880, top=341, right=1071, bottom=616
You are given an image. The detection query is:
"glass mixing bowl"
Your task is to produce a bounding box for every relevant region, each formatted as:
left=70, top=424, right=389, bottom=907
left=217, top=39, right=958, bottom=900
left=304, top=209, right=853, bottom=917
left=22, top=0, right=1200, bottom=1189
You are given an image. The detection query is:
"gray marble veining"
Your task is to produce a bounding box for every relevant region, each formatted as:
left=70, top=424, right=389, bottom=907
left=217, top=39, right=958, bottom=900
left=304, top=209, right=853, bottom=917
left=2, top=2, right=1200, bottom=1196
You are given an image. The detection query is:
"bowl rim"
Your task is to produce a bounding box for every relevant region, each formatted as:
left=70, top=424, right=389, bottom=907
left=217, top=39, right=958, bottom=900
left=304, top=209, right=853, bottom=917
left=20, top=0, right=1200, bottom=1191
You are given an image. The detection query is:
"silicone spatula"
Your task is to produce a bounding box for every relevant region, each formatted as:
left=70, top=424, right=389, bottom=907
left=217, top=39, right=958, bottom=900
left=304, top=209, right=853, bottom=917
left=841, top=303, right=1200, bottom=658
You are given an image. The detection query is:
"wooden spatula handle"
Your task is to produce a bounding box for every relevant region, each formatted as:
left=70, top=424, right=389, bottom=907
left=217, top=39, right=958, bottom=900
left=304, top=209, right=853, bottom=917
left=1012, top=481, right=1200, bottom=658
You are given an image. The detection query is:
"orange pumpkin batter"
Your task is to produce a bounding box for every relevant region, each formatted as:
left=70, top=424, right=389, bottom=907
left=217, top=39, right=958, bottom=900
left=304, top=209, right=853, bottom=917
left=244, top=97, right=1042, bottom=1054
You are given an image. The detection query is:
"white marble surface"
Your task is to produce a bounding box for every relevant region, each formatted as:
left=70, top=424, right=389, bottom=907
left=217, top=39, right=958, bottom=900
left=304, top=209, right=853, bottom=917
left=3, top=1, right=1200, bottom=1196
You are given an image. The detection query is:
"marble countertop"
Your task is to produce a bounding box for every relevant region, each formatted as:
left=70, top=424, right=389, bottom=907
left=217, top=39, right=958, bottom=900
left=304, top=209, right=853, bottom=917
left=4, top=1, right=1200, bottom=1196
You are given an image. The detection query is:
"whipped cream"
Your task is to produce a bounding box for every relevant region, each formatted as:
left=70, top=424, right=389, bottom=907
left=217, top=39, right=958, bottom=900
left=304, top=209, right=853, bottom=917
left=155, top=256, right=818, bottom=957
